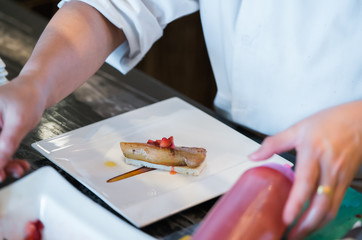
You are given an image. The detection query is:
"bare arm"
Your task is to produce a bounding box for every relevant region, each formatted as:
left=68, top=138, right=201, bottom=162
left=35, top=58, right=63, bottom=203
left=0, top=1, right=125, bottom=178
left=20, top=1, right=125, bottom=107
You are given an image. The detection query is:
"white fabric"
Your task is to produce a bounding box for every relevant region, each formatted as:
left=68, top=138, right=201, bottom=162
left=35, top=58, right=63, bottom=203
left=200, top=0, right=362, bottom=135
left=58, top=0, right=362, bottom=136
left=58, top=0, right=198, bottom=73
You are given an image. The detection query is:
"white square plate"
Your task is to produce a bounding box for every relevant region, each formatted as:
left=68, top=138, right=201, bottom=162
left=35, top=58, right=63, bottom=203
left=0, top=167, right=154, bottom=240
left=32, top=97, right=292, bottom=227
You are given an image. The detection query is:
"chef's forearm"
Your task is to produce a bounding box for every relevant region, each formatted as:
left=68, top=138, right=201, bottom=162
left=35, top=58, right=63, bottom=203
left=17, top=1, right=125, bottom=108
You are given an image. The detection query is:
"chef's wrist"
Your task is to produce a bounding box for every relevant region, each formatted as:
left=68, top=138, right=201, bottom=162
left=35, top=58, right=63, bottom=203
left=12, top=70, right=49, bottom=110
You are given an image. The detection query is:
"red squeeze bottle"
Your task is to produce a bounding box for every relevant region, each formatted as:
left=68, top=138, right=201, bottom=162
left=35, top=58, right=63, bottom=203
left=192, top=163, right=294, bottom=240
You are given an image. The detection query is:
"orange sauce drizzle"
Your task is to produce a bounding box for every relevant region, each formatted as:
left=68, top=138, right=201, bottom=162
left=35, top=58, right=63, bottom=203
left=170, top=166, right=177, bottom=175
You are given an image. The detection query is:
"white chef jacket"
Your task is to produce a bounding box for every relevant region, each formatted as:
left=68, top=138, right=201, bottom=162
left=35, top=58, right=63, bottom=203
left=59, top=0, right=362, bottom=136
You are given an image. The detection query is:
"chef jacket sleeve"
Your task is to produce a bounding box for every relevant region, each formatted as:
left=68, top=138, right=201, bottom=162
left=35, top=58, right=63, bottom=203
left=58, top=0, right=199, bottom=73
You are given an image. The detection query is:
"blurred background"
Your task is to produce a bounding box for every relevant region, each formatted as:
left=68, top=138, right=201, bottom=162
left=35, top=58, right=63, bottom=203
left=11, top=0, right=217, bottom=109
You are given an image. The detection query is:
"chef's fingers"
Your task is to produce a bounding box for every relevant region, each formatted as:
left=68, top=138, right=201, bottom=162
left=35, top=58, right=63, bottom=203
left=249, top=127, right=297, bottom=161
left=14, top=159, right=31, bottom=171
left=0, top=159, right=31, bottom=182
left=4, top=160, right=26, bottom=178
left=283, top=147, right=319, bottom=226
left=287, top=155, right=336, bottom=240
left=317, top=183, right=346, bottom=230
left=317, top=165, right=352, bottom=229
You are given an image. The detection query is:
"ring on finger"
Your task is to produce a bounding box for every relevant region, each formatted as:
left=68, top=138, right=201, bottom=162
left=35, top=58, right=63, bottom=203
left=316, top=185, right=333, bottom=197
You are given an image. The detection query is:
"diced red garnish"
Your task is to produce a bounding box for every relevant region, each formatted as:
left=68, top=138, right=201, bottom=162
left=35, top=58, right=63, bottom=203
left=147, top=136, right=175, bottom=149
left=168, top=136, right=175, bottom=149
left=147, top=139, right=155, bottom=144
left=25, top=219, right=44, bottom=240
left=159, top=137, right=172, bottom=148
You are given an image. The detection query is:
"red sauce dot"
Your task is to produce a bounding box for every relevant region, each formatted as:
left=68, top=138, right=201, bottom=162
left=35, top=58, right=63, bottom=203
left=356, top=214, right=362, bottom=218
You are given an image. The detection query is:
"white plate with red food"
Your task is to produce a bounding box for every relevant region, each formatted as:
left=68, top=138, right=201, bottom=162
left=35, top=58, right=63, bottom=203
left=32, top=97, right=292, bottom=227
left=0, top=166, right=154, bottom=239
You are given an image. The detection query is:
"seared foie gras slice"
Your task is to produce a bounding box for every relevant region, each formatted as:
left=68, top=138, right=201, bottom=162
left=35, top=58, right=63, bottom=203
left=120, top=142, right=206, bottom=168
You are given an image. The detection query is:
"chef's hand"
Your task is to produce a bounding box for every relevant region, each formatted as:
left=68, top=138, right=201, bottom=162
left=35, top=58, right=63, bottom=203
left=0, top=78, right=45, bottom=181
left=249, top=100, right=362, bottom=240
left=0, top=1, right=126, bottom=182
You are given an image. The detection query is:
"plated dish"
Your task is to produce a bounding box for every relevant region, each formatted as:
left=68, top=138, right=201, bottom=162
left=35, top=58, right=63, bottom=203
left=32, top=97, right=292, bottom=227
left=0, top=167, right=154, bottom=239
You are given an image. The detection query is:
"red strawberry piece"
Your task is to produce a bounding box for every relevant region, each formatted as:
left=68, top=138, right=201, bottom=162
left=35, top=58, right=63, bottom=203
left=146, top=136, right=175, bottom=148
left=25, top=219, right=44, bottom=240
left=159, top=137, right=171, bottom=148
left=168, top=136, right=175, bottom=149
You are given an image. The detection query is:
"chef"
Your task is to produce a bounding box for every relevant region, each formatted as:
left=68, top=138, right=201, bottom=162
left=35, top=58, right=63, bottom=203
left=0, top=1, right=361, bottom=239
